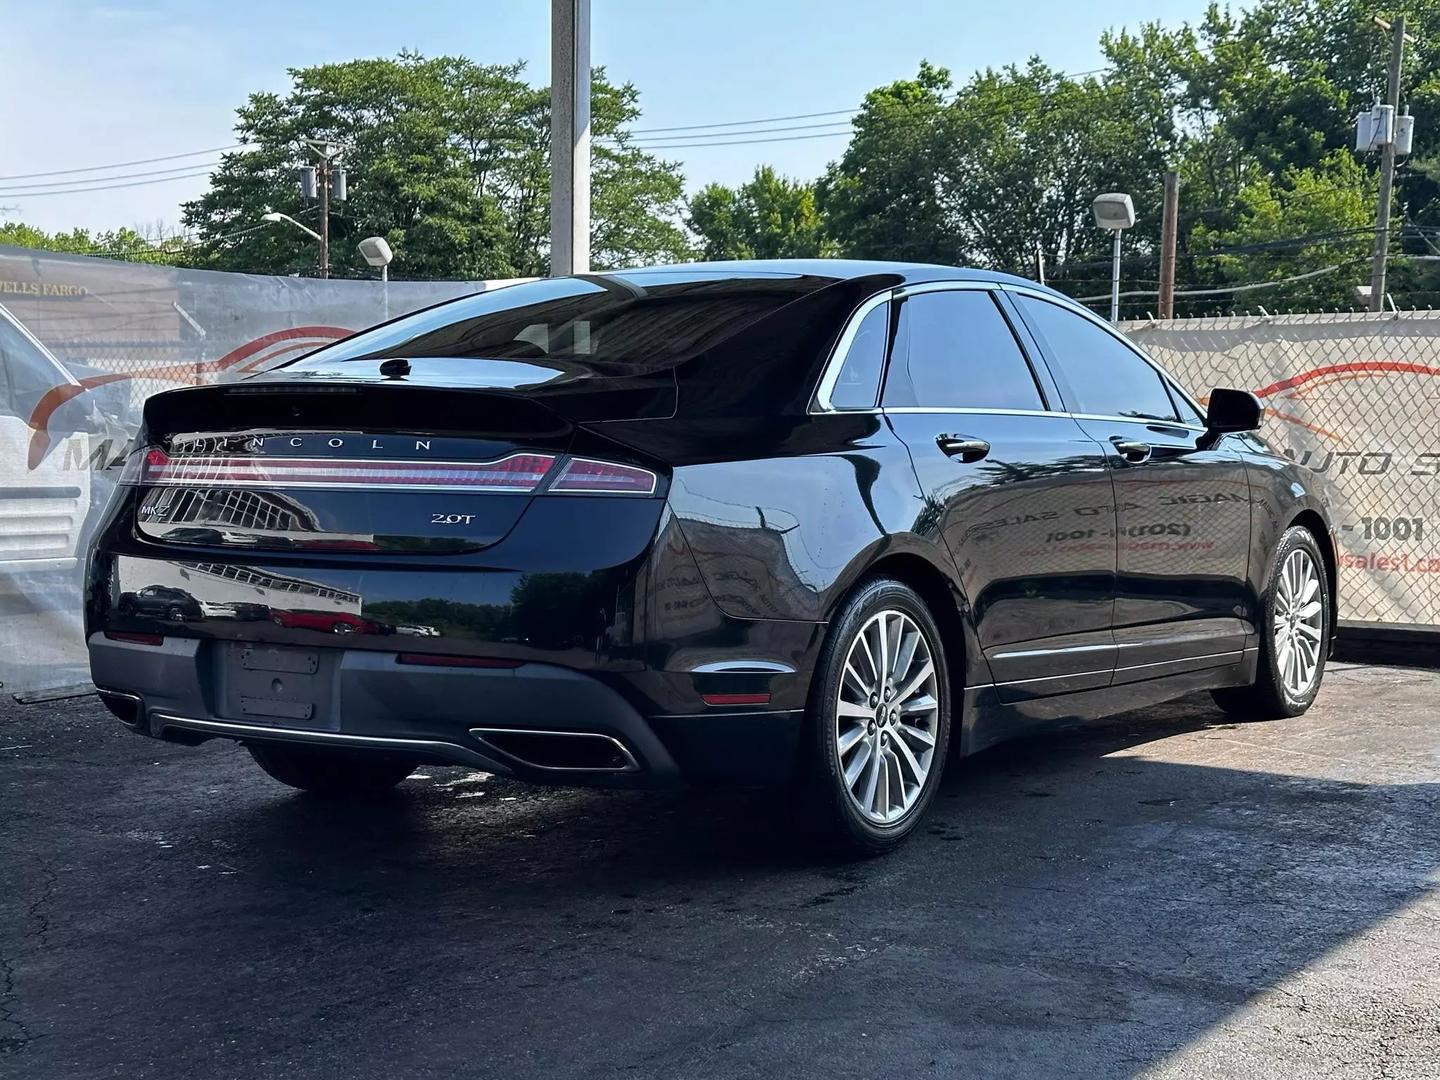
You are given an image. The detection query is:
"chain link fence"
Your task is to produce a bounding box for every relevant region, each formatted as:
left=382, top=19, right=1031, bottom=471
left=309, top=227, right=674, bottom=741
left=1, top=249, right=1436, bottom=693
left=0, top=245, right=514, bottom=694
left=1123, top=311, right=1440, bottom=632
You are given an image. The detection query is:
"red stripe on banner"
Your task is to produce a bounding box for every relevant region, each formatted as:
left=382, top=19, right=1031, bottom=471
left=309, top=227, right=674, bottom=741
left=24, top=326, right=352, bottom=469
left=1254, top=361, right=1440, bottom=398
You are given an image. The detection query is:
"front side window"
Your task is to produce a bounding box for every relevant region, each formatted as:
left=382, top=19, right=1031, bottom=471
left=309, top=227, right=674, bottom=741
left=1015, top=296, right=1179, bottom=421
left=827, top=302, right=890, bottom=410
left=881, top=290, right=1045, bottom=411
left=1167, top=382, right=1206, bottom=426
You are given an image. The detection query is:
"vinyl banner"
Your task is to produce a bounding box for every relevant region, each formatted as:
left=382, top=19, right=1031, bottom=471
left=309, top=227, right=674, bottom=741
left=1123, top=312, right=1440, bottom=633
left=0, top=245, right=511, bottom=693
left=1, top=251, right=1434, bottom=695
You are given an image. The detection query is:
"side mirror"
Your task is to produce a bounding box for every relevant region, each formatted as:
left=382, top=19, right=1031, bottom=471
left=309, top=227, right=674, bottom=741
left=1205, top=387, right=1262, bottom=434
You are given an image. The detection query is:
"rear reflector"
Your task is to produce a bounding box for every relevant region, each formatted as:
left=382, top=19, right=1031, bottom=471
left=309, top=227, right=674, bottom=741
left=548, top=456, right=657, bottom=495
left=105, top=631, right=164, bottom=646
left=128, top=449, right=556, bottom=493
left=701, top=692, right=771, bottom=707
left=396, top=653, right=524, bottom=669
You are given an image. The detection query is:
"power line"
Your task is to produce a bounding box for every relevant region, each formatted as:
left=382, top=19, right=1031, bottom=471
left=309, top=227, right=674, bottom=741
left=617, top=130, right=856, bottom=150
left=0, top=144, right=248, bottom=182
left=622, top=108, right=858, bottom=134
left=611, top=65, right=1112, bottom=137
left=601, top=119, right=854, bottom=144
left=1070, top=260, right=1363, bottom=302
left=0, top=160, right=226, bottom=192
left=0, top=170, right=215, bottom=198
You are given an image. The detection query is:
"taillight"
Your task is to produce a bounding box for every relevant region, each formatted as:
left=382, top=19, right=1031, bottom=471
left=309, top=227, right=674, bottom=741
left=105, top=630, right=164, bottom=646
left=121, top=447, right=556, bottom=493
left=547, top=456, right=657, bottom=495
left=119, top=445, right=659, bottom=496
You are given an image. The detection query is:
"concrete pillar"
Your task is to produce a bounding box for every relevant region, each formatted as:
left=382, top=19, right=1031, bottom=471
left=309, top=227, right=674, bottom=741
left=550, top=0, right=591, bottom=276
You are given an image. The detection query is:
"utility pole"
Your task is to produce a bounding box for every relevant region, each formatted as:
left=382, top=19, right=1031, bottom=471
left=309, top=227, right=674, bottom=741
left=550, top=0, right=591, bottom=275
left=302, top=140, right=347, bottom=278
left=1369, top=14, right=1406, bottom=311
left=1158, top=170, right=1180, bottom=319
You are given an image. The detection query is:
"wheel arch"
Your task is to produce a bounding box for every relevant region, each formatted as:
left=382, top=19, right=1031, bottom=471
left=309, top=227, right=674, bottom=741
left=1288, top=508, right=1340, bottom=643
left=825, top=550, right=980, bottom=729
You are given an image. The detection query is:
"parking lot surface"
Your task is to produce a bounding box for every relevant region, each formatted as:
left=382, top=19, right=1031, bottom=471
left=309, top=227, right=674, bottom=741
left=2, top=662, right=1438, bottom=1079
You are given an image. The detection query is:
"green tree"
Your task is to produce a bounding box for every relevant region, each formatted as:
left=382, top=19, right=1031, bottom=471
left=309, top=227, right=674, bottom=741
left=1191, top=151, right=1377, bottom=308
left=180, top=52, right=692, bottom=279
left=687, top=165, right=830, bottom=259
left=818, top=59, right=1172, bottom=281
left=0, top=222, right=184, bottom=264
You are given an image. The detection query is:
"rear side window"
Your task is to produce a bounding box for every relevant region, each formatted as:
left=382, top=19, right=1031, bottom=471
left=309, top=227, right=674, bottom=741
left=828, top=302, right=890, bottom=409
left=882, top=290, right=1044, bottom=410
left=1015, top=296, right=1179, bottom=421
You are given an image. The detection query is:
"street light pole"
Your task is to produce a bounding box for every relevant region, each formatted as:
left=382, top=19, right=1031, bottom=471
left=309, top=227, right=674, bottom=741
left=1109, top=230, right=1123, bottom=325
left=1092, top=192, right=1137, bottom=325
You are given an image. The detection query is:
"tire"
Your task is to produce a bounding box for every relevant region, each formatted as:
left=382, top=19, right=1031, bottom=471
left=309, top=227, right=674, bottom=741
left=1212, top=525, right=1331, bottom=721
left=168, top=606, right=188, bottom=622
left=796, top=577, right=952, bottom=856
left=247, top=742, right=416, bottom=798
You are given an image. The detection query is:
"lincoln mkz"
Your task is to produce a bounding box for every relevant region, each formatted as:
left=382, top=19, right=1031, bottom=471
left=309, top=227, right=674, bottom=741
left=86, top=261, right=1337, bottom=851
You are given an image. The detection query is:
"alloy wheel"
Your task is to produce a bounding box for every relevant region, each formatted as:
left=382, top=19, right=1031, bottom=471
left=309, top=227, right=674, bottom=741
left=1274, top=548, right=1324, bottom=698
left=834, top=608, right=940, bottom=825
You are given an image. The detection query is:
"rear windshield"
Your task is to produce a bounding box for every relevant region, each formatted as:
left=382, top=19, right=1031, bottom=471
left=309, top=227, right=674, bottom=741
left=287, top=273, right=829, bottom=373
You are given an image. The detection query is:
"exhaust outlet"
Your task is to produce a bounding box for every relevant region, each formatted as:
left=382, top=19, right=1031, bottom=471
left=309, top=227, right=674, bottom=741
left=468, top=728, right=640, bottom=773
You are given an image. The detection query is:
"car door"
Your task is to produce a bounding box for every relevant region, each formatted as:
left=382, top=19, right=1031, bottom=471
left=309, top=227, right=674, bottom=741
left=880, top=283, right=1118, bottom=700
left=1010, top=292, right=1253, bottom=681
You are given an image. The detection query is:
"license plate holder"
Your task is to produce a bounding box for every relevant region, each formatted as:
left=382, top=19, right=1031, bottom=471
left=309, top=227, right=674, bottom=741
left=217, top=644, right=336, bottom=730
left=239, top=646, right=319, bottom=675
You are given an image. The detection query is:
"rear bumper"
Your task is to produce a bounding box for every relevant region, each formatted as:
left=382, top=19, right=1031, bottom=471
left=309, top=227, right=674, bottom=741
left=89, top=633, right=803, bottom=788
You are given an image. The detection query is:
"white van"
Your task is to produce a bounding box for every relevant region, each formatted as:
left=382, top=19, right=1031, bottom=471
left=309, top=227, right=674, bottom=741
left=0, top=303, right=94, bottom=573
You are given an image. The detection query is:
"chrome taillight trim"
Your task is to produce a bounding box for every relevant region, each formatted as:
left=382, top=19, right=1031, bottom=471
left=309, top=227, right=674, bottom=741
left=127, top=450, right=558, bottom=494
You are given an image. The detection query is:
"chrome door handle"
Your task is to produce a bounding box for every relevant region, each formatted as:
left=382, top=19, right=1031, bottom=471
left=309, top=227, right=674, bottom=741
left=936, top=434, right=991, bottom=462
left=1110, top=437, right=1152, bottom=463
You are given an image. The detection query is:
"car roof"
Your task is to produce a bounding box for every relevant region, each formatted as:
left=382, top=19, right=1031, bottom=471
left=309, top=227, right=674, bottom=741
left=608, top=259, right=1072, bottom=299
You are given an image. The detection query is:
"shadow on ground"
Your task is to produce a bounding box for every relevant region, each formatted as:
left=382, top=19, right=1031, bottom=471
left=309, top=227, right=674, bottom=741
left=2, top=675, right=1437, bottom=1078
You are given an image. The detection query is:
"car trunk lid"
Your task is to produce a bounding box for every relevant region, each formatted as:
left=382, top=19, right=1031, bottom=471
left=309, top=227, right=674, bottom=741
left=132, top=374, right=663, bottom=555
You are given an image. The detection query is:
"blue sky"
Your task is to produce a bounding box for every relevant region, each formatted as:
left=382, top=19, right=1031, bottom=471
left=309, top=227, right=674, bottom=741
left=2, top=0, right=1224, bottom=234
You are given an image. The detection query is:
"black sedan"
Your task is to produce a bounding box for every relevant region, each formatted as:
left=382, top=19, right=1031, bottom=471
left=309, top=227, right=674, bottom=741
left=85, top=261, right=1337, bottom=852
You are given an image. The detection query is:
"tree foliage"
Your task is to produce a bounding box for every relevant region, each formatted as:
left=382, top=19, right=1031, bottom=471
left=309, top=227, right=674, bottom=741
left=687, top=166, right=830, bottom=259
left=817, top=1, right=1440, bottom=312
left=179, top=52, right=692, bottom=279
left=0, top=222, right=183, bottom=264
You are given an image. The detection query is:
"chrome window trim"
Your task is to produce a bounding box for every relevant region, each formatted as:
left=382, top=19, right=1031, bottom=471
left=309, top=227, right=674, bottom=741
left=1067, top=412, right=1208, bottom=432
left=812, top=278, right=1216, bottom=424
left=809, top=288, right=897, bottom=414
left=882, top=406, right=1055, bottom=417
left=882, top=404, right=1208, bottom=433
left=894, top=279, right=997, bottom=298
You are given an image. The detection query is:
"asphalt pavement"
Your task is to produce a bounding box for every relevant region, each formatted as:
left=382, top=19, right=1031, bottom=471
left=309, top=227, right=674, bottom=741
left=3, top=662, right=1438, bottom=1079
